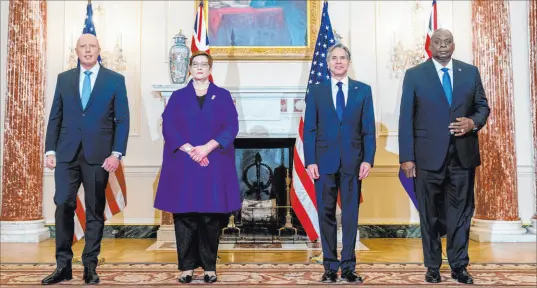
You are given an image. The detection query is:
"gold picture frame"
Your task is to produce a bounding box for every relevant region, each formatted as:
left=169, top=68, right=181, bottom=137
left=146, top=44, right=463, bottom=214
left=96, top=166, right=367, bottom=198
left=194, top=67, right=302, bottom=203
left=198, top=0, right=321, bottom=60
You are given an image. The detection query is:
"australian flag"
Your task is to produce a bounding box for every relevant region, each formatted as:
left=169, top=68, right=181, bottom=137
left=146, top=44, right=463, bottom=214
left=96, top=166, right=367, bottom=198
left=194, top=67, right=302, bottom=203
left=78, top=2, right=102, bottom=67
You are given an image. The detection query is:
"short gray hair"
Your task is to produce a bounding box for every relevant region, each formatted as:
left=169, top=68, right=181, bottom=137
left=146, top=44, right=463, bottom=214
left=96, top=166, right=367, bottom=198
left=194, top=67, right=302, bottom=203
left=327, top=43, right=351, bottom=61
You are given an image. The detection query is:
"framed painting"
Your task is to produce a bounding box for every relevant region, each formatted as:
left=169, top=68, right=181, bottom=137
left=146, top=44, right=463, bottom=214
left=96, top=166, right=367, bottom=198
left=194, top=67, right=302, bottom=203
left=200, top=0, right=321, bottom=60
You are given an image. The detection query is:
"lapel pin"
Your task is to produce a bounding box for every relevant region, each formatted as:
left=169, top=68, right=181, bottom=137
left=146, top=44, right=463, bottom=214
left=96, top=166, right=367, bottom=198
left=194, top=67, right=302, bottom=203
left=211, top=95, right=216, bottom=100
left=458, top=68, right=462, bottom=71
left=354, top=86, right=358, bottom=89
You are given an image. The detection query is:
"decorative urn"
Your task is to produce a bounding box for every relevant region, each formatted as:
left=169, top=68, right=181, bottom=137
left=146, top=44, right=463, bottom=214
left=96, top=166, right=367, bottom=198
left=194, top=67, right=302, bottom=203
left=169, top=30, right=190, bottom=84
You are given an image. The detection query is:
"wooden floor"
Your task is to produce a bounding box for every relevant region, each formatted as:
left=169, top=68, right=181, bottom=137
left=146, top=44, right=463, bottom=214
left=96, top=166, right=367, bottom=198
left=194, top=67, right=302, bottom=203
left=1, top=238, right=536, bottom=264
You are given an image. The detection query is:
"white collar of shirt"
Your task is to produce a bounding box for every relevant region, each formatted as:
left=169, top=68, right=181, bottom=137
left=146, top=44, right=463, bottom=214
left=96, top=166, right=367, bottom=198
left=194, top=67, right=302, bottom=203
left=330, top=76, right=349, bottom=106
left=432, top=58, right=453, bottom=89
left=80, top=63, right=100, bottom=76
left=79, top=63, right=100, bottom=95
left=432, top=58, right=453, bottom=72
left=331, top=76, right=348, bottom=90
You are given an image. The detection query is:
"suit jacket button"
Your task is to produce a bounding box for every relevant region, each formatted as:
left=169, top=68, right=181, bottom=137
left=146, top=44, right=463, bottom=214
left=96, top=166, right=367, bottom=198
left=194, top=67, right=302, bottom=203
left=82, top=113, right=86, bottom=116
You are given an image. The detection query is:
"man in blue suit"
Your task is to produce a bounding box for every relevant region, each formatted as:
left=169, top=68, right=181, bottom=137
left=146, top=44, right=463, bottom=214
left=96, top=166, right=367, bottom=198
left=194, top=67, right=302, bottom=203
left=399, top=29, right=489, bottom=285
left=42, top=33, right=130, bottom=285
left=304, top=43, right=376, bottom=283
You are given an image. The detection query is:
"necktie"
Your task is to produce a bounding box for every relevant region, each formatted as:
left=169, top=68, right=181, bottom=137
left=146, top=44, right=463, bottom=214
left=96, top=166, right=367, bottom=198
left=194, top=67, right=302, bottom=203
left=441, top=67, right=452, bottom=106
left=81, top=70, right=92, bottom=109
left=336, top=81, right=345, bottom=121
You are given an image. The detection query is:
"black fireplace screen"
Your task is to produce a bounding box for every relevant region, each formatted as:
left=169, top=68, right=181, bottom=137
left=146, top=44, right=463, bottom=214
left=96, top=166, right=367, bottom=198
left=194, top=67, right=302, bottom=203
left=223, top=138, right=308, bottom=241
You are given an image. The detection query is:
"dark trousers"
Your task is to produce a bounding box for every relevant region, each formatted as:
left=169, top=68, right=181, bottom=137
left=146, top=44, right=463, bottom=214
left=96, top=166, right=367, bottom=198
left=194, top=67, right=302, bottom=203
left=415, top=143, right=475, bottom=269
left=314, top=171, right=361, bottom=272
left=54, top=144, right=108, bottom=267
left=173, top=213, right=226, bottom=271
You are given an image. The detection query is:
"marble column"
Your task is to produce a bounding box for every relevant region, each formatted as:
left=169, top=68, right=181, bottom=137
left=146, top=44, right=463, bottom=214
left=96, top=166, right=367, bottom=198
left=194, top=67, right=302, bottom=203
left=156, top=210, right=176, bottom=243
left=469, top=0, right=533, bottom=242
left=529, top=0, right=537, bottom=235
left=0, top=0, right=49, bottom=242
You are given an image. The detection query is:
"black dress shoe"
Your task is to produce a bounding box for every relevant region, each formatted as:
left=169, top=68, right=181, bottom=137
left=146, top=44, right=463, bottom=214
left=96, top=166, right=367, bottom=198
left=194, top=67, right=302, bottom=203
left=204, top=274, right=218, bottom=283
left=341, top=270, right=363, bottom=283
left=451, top=267, right=474, bottom=284
left=425, top=268, right=441, bottom=283
left=83, top=265, right=100, bottom=285
left=178, top=274, right=193, bottom=283
left=41, top=266, right=73, bottom=285
left=321, top=270, right=337, bottom=283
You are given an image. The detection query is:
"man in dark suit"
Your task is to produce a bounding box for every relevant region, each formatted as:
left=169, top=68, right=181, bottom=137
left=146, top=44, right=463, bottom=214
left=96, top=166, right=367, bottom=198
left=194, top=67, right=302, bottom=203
left=399, top=29, right=489, bottom=285
left=304, top=43, right=376, bottom=283
left=42, top=33, right=129, bottom=285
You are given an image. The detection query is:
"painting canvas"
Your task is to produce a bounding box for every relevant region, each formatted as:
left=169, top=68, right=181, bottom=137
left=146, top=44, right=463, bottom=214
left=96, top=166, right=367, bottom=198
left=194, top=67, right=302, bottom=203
left=203, top=0, right=320, bottom=60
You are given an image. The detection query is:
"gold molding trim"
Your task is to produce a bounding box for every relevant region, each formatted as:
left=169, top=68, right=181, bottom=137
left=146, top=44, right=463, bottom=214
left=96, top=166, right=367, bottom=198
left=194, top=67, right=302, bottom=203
left=198, top=0, right=320, bottom=60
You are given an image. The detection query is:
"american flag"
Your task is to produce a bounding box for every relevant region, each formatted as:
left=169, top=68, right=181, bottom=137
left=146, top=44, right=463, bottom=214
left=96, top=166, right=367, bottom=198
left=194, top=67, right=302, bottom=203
left=78, top=2, right=102, bottom=67
left=191, top=0, right=213, bottom=82
left=291, top=1, right=362, bottom=242
left=73, top=2, right=128, bottom=241
left=398, top=0, right=437, bottom=210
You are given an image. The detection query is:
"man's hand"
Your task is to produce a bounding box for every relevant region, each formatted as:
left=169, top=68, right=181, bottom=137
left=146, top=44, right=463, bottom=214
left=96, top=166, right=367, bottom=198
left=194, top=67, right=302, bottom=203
left=401, top=161, right=416, bottom=178
left=449, top=117, right=474, bottom=136
left=45, top=155, right=56, bottom=170
left=102, top=155, right=120, bottom=173
left=306, top=164, right=320, bottom=180
left=359, top=162, right=372, bottom=180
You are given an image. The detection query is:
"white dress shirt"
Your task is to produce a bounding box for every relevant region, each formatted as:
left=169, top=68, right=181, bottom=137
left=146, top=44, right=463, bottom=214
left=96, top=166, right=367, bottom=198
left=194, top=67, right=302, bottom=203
left=330, top=76, right=349, bottom=109
left=432, top=58, right=453, bottom=90
left=79, top=63, right=100, bottom=96
left=45, top=63, right=122, bottom=159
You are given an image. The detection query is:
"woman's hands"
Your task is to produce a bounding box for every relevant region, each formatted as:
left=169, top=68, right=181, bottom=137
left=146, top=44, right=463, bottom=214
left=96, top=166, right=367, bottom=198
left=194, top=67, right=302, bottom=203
left=181, top=143, right=209, bottom=167
left=190, top=145, right=209, bottom=163
left=184, top=140, right=220, bottom=167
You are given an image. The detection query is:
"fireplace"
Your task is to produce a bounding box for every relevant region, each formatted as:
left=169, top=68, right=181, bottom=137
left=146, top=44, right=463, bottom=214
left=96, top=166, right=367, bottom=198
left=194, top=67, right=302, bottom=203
left=219, top=138, right=309, bottom=242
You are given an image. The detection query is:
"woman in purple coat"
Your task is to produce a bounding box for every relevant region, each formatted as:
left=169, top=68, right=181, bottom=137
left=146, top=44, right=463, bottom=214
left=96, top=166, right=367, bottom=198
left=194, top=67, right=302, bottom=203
left=154, top=51, right=241, bottom=284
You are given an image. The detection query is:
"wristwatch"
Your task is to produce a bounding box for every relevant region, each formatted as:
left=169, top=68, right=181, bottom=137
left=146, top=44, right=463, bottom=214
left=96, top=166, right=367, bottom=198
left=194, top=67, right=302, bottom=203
left=112, top=152, right=123, bottom=160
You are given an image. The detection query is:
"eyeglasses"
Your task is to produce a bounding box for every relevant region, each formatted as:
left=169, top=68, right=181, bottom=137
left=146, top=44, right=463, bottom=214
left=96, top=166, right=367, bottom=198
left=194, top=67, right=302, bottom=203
left=192, top=62, right=210, bottom=69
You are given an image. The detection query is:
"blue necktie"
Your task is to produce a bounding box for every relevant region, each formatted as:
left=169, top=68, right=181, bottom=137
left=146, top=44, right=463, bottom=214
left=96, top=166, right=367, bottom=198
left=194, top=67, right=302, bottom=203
left=81, top=70, right=92, bottom=109
left=336, top=81, right=345, bottom=121
left=441, top=67, right=452, bottom=106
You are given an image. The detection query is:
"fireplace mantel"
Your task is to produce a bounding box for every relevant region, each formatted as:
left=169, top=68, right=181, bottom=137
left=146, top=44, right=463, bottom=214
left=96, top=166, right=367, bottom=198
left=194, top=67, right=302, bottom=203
left=152, top=84, right=307, bottom=139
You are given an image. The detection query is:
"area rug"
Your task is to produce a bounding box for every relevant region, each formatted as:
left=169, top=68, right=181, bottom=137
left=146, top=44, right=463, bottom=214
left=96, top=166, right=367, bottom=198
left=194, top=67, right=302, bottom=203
left=0, top=263, right=535, bottom=287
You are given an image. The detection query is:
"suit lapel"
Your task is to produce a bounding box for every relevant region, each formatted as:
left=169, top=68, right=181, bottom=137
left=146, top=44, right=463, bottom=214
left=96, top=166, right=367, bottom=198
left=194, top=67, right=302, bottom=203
left=84, top=67, right=107, bottom=112
left=323, top=82, right=339, bottom=121
left=343, top=78, right=360, bottom=121
left=71, top=68, right=83, bottom=112
left=451, top=60, right=464, bottom=111
left=425, top=59, right=450, bottom=107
